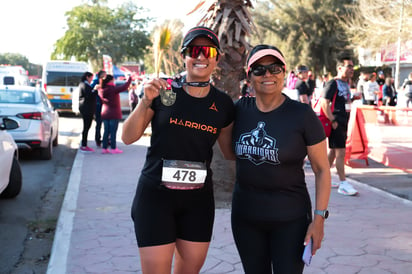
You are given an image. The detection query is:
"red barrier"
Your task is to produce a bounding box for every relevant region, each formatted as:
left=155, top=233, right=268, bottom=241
left=345, top=107, right=369, bottom=165
left=345, top=105, right=412, bottom=173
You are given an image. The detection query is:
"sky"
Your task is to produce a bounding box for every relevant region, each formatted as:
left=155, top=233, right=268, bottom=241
left=0, top=0, right=201, bottom=64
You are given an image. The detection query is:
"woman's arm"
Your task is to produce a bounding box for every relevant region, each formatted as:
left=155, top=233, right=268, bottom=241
left=114, top=77, right=132, bottom=94
left=304, top=140, right=331, bottom=255
left=217, top=122, right=235, bottom=160
left=122, top=78, right=168, bottom=144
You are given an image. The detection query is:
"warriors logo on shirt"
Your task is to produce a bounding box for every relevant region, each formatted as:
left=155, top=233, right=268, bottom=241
left=235, top=122, right=280, bottom=165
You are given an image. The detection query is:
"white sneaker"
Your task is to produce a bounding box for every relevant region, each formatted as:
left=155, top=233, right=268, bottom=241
left=331, top=181, right=340, bottom=188
left=338, top=181, right=358, bottom=196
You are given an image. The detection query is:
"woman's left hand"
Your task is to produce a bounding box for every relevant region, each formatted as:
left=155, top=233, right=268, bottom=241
left=304, top=218, right=325, bottom=255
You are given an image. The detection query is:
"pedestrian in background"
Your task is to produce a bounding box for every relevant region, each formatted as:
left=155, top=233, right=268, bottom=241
left=78, top=71, right=97, bottom=152
left=320, top=55, right=358, bottom=196
left=287, top=70, right=298, bottom=90
left=100, top=74, right=132, bottom=154
left=402, top=72, right=412, bottom=107
left=364, top=72, right=380, bottom=105
left=223, top=44, right=331, bottom=273
left=121, top=26, right=234, bottom=273
left=295, top=65, right=311, bottom=105
left=382, top=77, right=396, bottom=106
left=357, top=71, right=369, bottom=105
left=128, top=82, right=139, bottom=112
left=376, top=71, right=385, bottom=106
left=91, top=70, right=106, bottom=147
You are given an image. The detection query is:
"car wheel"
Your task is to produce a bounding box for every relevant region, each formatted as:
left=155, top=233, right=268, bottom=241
left=0, top=157, right=22, bottom=199
left=53, top=131, right=58, bottom=147
left=39, top=137, right=53, bottom=160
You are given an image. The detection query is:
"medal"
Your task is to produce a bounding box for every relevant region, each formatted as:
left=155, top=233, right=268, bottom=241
left=159, top=88, right=176, bottom=106
left=159, top=78, right=177, bottom=106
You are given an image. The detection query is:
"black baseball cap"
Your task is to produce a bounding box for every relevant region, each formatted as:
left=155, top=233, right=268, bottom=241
left=297, top=65, right=309, bottom=73
left=181, top=26, right=221, bottom=51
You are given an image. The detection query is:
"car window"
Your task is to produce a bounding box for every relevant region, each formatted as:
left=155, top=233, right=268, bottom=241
left=40, top=92, right=49, bottom=108
left=3, top=76, right=15, bottom=85
left=0, top=90, right=35, bottom=104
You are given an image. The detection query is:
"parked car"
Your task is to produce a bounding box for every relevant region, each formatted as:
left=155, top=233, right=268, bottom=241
left=115, top=80, right=132, bottom=113
left=0, top=117, right=22, bottom=198
left=0, top=85, right=59, bottom=160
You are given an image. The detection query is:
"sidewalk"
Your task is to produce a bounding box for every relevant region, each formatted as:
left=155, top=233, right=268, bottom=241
left=47, top=136, right=412, bottom=273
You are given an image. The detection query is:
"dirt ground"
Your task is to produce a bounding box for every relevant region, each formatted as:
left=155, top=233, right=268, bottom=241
left=211, top=145, right=236, bottom=209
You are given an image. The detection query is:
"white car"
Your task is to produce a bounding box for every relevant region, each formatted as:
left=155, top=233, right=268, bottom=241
left=0, top=85, right=59, bottom=160
left=0, top=117, right=22, bottom=198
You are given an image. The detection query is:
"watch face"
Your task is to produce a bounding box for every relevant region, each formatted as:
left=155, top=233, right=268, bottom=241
left=324, top=210, right=329, bottom=219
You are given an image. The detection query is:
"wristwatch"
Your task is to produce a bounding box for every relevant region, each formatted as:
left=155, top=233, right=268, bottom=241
left=314, top=209, right=329, bottom=219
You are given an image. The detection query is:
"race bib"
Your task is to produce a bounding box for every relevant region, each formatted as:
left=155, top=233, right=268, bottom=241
left=161, top=160, right=207, bottom=190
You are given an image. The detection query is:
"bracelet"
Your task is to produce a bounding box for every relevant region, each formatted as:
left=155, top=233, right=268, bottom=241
left=141, top=97, right=152, bottom=108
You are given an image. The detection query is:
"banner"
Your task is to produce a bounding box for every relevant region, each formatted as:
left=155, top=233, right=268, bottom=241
left=381, top=40, right=412, bottom=63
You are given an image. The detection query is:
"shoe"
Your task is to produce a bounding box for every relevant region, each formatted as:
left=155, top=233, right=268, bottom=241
left=101, top=148, right=110, bottom=154
left=331, top=181, right=340, bottom=188
left=110, top=148, right=123, bottom=154
left=338, top=181, right=358, bottom=196
left=80, top=146, right=95, bottom=152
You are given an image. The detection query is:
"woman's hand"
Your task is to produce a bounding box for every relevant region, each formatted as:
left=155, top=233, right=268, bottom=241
left=304, top=218, right=325, bottom=255
left=142, top=78, right=170, bottom=101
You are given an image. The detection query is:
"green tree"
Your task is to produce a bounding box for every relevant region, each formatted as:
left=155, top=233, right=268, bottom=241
left=343, top=0, right=412, bottom=50
left=0, top=53, right=41, bottom=76
left=342, top=0, right=412, bottom=87
left=253, top=0, right=354, bottom=76
left=51, top=1, right=151, bottom=71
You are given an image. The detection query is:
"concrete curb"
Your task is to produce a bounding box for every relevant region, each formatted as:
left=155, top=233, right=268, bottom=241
left=47, top=151, right=83, bottom=274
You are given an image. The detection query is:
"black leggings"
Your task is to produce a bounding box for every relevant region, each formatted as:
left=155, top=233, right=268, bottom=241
left=81, top=114, right=93, bottom=147
left=231, top=214, right=310, bottom=274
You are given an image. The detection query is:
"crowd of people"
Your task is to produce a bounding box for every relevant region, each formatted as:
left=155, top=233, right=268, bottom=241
left=75, top=25, right=412, bottom=274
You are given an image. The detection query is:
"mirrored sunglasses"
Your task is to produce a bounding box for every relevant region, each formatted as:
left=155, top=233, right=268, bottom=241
left=251, top=63, right=284, bottom=76
left=183, top=46, right=219, bottom=59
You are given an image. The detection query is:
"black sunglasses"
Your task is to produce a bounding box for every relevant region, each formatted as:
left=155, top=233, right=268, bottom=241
left=250, top=63, right=284, bottom=76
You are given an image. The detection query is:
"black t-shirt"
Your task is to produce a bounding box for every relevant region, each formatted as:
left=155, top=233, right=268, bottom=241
left=231, top=96, right=325, bottom=221
left=321, top=79, right=351, bottom=123
left=377, top=77, right=385, bottom=86
left=307, top=78, right=316, bottom=96
left=140, top=85, right=235, bottom=189
left=295, top=79, right=311, bottom=97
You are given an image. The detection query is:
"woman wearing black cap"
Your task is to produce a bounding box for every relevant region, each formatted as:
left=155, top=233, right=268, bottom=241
left=122, top=26, right=234, bottom=273
left=224, top=44, right=331, bottom=273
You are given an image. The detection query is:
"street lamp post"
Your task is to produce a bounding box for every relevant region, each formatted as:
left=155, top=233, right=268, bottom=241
left=394, top=0, right=405, bottom=89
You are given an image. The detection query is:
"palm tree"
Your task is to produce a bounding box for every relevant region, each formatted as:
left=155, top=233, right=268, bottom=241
left=191, top=0, right=256, bottom=99
left=153, top=25, right=173, bottom=78
left=151, top=21, right=185, bottom=77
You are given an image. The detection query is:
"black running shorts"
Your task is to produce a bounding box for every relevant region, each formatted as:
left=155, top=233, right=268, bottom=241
left=131, top=178, right=215, bottom=247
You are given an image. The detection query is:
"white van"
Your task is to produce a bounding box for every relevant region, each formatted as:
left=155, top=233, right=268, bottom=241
left=42, top=61, right=89, bottom=111
left=0, top=65, right=29, bottom=86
